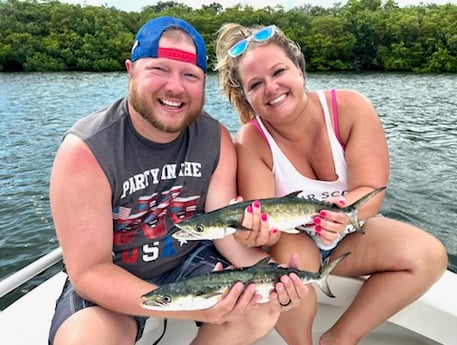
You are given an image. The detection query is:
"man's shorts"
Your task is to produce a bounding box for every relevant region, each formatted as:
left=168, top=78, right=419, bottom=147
left=48, top=241, right=229, bottom=344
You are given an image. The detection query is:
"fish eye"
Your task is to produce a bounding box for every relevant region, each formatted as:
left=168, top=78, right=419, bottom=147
left=195, top=224, right=204, bottom=233
left=162, top=295, right=172, bottom=304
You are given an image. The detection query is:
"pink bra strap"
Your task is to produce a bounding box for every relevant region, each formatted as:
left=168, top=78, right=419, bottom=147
left=248, top=118, right=268, bottom=143
left=331, top=89, right=345, bottom=148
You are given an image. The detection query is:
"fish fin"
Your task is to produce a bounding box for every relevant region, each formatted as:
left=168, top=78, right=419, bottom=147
left=238, top=224, right=254, bottom=231
left=177, top=238, right=188, bottom=246
left=197, top=291, right=225, bottom=298
left=254, top=257, right=272, bottom=266
left=223, top=227, right=237, bottom=236
left=318, top=252, right=351, bottom=298
left=227, top=223, right=253, bottom=231
left=284, top=190, right=303, bottom=198
left=293, top=225, right=310, bottom=234
left=320, top=252, right=350, bottom=276
left=236, top=256, right=272, bottom=270
left=282, top=229, right=300, bottom=234
left=343, top=187, right=387, bottom=234
left=317, top=276, right=335, bottom=298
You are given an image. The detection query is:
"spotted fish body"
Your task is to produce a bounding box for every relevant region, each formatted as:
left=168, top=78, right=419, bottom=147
left=141, top=252, right=350, bottom=311
left=172, top=187, right=386, bottom=243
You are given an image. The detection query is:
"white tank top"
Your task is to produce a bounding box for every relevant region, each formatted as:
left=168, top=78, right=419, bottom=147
left=256, top=90, right=348, bottom=200
left=255, top=90, right=352, bottom=250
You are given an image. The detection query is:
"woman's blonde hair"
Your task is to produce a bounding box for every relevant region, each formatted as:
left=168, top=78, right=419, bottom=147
left=215, top=23, right=306, bottom=124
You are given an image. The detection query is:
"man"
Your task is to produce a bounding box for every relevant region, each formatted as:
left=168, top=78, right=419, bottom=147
left=48, top=16, right=306, bottom=345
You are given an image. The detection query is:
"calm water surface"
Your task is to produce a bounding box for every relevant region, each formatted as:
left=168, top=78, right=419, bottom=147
left=1, top=72, right=456, bottom=308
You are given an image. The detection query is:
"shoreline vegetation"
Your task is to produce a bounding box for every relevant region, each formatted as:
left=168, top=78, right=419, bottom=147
left=1, top=0, right=456, bottom=73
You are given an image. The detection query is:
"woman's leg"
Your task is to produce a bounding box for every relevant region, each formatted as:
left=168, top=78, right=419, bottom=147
left=320, top=217, right=448, bottom=345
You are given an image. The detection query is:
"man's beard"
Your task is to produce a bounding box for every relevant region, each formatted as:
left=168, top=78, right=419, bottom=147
left=129, top=86, right=203, bottom=133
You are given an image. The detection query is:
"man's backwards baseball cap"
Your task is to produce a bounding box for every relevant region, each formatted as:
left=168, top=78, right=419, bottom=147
left=131, top=16, right=207, bottom=73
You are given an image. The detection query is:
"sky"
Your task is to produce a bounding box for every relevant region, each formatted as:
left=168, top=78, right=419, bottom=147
left=62, top=0, right=457, bottom=12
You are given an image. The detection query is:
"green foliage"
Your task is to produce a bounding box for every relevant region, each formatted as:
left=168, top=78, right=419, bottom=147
left=0, top=0, right=456, bottom=72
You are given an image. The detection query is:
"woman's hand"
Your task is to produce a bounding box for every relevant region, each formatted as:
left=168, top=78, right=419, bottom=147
left=314, top=197, right=349, bottom=245
left=232, top=197, right=280, bottom=247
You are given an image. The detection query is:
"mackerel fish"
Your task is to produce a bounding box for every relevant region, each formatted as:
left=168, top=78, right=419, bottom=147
left=141, top=252, right=350, bottom=311
left=172, top=187, right=386, bottom=244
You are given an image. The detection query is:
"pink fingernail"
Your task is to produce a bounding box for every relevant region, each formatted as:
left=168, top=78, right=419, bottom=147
left=247, top=205, right=253, bottom=213
left=315, top=225, right=322, bottom=234
left=313, top=217, right=321, bottom=224
left=271, top=227, right=279, bottom=234
left=261, top=213, right=267, bottom=221
left=319, top=210, right=327, bottom=217
left=253, top=200, right=260, bottom=208
left=338, top=200, right=346, bottom=206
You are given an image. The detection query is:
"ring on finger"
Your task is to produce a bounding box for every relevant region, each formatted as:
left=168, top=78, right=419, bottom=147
left=279, top=299, right=291, bottom=307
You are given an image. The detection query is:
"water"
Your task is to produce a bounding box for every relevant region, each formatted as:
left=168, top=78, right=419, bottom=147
left=1, top=71, right=456, bottom=308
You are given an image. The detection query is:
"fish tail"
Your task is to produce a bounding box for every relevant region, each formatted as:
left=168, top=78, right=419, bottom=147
left=343, top=186, right=387, bottom=234
left=316, top=275, right=334, bottom=298
left=317, top=252, right=351, bottom=298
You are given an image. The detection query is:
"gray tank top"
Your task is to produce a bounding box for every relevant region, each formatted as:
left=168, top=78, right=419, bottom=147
left=67, top=97, right=221, bottom=278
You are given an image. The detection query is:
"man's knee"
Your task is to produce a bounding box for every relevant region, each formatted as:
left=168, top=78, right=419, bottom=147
left=53, top=307, right=137, bottom=345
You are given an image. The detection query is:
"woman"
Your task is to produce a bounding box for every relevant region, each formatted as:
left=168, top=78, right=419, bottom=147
left=215, top=23, right=448, bottom=345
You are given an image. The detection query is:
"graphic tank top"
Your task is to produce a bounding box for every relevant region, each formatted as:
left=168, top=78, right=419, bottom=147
left=67, top=97, right=221, bottom=278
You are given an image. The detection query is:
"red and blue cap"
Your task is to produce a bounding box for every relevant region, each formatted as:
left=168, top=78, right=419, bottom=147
left=131, top=16, right=207, bottom=73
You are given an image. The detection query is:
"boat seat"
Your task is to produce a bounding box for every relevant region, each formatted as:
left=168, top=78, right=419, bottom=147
left=315, top=271, right=457, bottom=344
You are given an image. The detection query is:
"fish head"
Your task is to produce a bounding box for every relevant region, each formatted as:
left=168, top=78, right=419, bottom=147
left=172, top=221, right=236, bottom=241
left=141, top=292, right=175, bottom=310
left=141, top=290, right=223, bottom=311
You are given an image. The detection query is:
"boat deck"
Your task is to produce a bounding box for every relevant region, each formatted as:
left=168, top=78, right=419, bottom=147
left=2, top=269, right=455, bottom=344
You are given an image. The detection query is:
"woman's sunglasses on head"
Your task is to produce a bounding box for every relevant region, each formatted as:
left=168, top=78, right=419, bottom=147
left=228, top=25, right=277, bottom=58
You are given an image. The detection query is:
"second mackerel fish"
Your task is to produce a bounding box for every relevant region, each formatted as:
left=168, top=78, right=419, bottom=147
left=142, top=252, right=350, bottom=311
left=172, top=187, right=386, bottom=243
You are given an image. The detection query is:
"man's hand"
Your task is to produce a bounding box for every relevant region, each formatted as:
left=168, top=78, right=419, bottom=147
left=270, top=253, right=310, bottom=312
left=199, top=262, right=262, bottom=324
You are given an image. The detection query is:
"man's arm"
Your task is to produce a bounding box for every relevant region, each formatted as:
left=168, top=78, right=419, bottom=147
left=205, top=125, right=270, bottom=267
left=50, top=134, right=253, bottom=322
